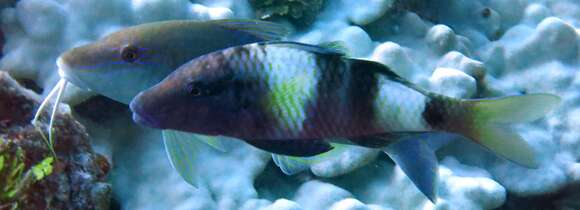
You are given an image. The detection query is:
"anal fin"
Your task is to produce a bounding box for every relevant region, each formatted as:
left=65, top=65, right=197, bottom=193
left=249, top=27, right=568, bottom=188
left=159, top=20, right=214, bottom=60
left=271, top=143, right=348, bottom=175
left=380, top=135, right=439, bottom=203
left=354, top=133, right=440, bottom=202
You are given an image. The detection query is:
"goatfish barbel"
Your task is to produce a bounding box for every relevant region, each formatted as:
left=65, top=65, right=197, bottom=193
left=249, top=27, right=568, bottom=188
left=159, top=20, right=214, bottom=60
left=130, top=41, right=561, bottom=202
left=33, top=19, right=289, bottom=185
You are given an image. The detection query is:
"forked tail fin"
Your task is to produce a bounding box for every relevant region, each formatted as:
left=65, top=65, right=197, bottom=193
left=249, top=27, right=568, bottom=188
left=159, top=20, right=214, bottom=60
left=458, top=93, right=561, bottom=168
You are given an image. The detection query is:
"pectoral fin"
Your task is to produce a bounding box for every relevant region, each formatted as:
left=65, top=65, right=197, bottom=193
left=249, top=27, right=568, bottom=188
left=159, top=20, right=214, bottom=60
left=244, top=138, right=333, bottom=157
left=162, top=130, right=203, bottom=187
left=162, top=130, right=229, bottom=186
left=164, top=130, right=226, bottom=151
left=193, top=133, right=226, bottom=152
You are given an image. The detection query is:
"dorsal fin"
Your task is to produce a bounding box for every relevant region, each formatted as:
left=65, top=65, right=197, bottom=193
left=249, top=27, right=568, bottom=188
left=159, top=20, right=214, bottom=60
left=349, top=58, right=432, bottom=95
left=317, top=41, right=350, bottom=56
left=349, top=58, right=403, bottom=80
left=259, top=41, right=347, bottom=56
left=211, top=19, right=290, bottom=41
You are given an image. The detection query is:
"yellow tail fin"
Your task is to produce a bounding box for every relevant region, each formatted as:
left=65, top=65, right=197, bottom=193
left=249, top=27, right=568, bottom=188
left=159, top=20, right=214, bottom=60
left=462, top=93, right=560, bottom=168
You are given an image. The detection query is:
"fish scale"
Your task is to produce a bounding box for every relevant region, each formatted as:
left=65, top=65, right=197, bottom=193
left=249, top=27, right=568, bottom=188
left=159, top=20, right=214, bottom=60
left=225, top=44, right=320, bottom=138
left=223, top=43, right=428, bottom=139
left=374, top=76, right=428, bottom=132
left=308, top=57, right=351, bottom=137
left=263, top=45, right=320, bottom=138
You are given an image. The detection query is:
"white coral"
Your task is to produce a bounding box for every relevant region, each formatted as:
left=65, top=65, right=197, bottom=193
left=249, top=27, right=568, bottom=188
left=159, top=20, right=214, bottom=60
left=1, top=0, right=579, bottom=209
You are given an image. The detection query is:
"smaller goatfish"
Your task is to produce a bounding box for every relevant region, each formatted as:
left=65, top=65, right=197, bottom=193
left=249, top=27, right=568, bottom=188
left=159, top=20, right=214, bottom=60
left=130, top=41, right=561, bottom=202
left=34, top=19, right=289, bottom=185
left=57, top=19, right=288, bottom=104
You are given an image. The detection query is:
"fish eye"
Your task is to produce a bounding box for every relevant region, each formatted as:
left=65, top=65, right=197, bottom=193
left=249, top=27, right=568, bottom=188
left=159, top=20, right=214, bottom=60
left=190, top=87, right=202, bottom=96
left=481, top=8, right=491, bottom=18
left=120, top=45, right=140, bottom=63
left=187, top=83, right=204, bottom=97
left=186, top=78, right=230, bottom=97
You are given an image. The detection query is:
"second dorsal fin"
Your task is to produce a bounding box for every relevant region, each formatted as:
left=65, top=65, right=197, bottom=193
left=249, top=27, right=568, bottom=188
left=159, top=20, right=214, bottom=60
left=212, top=19, right=290, bottom=41
left=259, top=41, right=348, bottom=56
left=317, top=41, right=350, bottom=56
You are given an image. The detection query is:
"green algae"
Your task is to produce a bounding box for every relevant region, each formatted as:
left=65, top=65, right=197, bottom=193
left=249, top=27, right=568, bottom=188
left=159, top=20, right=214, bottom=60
left=0, top=139, right=54, bottom=209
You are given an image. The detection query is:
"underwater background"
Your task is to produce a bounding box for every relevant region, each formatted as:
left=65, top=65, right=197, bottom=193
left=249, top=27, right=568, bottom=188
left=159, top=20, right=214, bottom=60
left=0, top=0, right=578, bottom=209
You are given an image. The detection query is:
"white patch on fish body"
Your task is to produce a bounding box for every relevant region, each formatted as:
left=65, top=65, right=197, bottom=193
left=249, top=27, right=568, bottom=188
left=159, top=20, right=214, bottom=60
left=374, top=77, right=429, bottom=132
left=230, top=44, right=321, bottom=138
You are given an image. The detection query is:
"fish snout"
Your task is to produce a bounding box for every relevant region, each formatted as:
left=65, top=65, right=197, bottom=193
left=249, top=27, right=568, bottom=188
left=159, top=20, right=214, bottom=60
left=56, top=55, right=90, bottom=90
left=130, top=92, right=164, bottom=129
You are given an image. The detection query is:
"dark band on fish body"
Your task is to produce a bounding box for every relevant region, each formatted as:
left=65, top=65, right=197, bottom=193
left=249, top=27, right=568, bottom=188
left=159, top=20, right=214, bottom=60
left=244, top=138, right=333, bottom=157
left=225, top=52, right=277, bottom=137
left=349, top=132, right=418, bottom=148
left=189, top=48, right=276, bottom=138
left=347, top=60, right=381, bottom=133
left=350, top=135, right=394, bottom=148
left=301, top=55, right=348, bottom=137
left=422, top=96, right=447, bottom=128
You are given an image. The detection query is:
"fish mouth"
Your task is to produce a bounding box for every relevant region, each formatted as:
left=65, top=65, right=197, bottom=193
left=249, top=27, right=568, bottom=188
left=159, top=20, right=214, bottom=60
left=129, top=97, right=164, bottom=129
left=56, top=56, right=91, bottom=90
left=131, top=112, right=163, bottom=129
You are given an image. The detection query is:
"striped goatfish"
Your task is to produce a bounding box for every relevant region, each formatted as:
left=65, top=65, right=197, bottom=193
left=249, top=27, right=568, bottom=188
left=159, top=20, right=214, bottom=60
left=34, top=19, right=288, bottom=185
left=130, top=41, right=561, bottom=202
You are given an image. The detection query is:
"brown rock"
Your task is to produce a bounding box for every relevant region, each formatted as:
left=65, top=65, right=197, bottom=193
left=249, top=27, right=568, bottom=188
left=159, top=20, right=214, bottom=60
left=0, top=72, right=110, bottom=210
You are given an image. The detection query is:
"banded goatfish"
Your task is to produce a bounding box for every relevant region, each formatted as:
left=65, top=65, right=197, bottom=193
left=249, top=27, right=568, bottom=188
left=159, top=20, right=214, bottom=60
left=130, top=41, right=561, bottom=202
left=33, top=19, right=289, bottom=186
